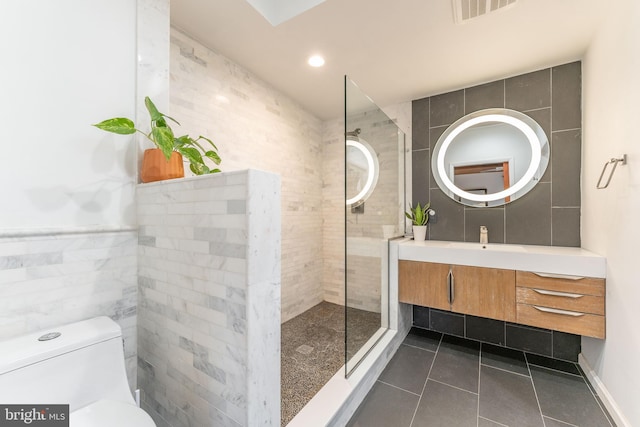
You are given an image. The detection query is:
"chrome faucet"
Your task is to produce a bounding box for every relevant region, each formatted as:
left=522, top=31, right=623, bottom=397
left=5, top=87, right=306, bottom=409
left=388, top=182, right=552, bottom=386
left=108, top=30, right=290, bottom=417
left=480, top=226, right=488, bottom=244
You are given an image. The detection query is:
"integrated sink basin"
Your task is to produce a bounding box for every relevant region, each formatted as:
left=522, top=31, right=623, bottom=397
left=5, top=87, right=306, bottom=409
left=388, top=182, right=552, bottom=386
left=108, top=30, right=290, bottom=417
left=398, top=240, right=605, bottom=278
left=441, top=241, right=527, bottom=252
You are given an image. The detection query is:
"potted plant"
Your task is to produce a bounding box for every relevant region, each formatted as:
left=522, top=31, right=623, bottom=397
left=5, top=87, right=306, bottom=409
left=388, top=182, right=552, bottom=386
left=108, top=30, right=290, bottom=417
left=405, top=202, right=431, bottom=241
left=93, top=96, right=221, bottom=182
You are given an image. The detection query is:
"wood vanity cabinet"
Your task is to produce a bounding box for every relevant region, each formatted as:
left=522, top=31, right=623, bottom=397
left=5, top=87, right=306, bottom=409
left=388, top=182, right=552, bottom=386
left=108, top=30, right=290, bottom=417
left=398, top=260, right=516, bottom=322
left=399, top=261, right=450, bottom=310
left=516, top=271, right=606, bottom=339
left=399, top=261, right=606, bottom=338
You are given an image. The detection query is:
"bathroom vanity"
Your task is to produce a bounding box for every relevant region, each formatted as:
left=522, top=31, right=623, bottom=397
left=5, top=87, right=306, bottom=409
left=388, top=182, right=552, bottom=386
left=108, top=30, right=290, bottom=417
left=398, top=240, right=606, bottom=339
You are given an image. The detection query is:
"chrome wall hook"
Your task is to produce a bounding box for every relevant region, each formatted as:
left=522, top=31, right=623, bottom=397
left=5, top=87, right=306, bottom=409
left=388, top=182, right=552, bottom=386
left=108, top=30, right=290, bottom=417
left=596, top=154, right=627, bottom=189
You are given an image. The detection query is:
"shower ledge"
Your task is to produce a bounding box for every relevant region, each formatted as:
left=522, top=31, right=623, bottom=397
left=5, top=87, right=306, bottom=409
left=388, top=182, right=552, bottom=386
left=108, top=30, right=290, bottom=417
left=347, top=236, right=386, bottom=258
left=398, top=240, right=605, bottom=278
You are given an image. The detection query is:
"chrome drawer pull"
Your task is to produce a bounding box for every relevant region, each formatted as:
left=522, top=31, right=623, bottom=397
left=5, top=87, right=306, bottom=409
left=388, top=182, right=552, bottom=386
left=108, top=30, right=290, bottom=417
left=533, top=272, right=585, bottom=281
left=533, top=306, right=585, bottom=317
left=533, top=289, right=584, bottom=299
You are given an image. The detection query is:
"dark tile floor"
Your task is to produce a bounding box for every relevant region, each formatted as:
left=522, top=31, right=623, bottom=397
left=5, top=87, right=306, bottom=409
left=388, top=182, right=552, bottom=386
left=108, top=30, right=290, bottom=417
left=348, top=328, right=616, bottom=427
left=281, top=301, right=379, bottom=426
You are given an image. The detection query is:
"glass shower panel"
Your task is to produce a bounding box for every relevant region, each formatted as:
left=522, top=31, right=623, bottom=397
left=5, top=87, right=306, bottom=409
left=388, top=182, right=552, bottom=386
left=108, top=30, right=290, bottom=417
left=345, top=76, right=405, bottom=375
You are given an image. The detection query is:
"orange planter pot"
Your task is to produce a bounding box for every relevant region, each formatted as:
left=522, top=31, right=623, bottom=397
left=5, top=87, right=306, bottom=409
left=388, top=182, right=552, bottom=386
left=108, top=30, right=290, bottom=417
left=140, top=149, right=185, bottom=183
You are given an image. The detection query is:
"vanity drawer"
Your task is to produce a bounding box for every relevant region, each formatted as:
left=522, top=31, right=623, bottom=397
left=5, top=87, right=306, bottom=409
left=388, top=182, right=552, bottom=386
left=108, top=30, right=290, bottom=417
left=517, top=303, right=605, bottom=339
left=516, top=287, right=604, bottom=315
left=516, top=271, right=605, bottom=296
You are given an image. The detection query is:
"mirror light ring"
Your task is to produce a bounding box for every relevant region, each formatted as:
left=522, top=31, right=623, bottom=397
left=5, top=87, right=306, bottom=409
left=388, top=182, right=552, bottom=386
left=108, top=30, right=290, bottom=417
left=436, top=114, right=542, bottom=202
left=346, top=139, right=378, bottom=206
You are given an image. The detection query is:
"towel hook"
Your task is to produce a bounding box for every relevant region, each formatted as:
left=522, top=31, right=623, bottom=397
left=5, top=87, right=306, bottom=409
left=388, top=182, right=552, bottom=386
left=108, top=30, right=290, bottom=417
left=596, top=155, right=627, bottom=189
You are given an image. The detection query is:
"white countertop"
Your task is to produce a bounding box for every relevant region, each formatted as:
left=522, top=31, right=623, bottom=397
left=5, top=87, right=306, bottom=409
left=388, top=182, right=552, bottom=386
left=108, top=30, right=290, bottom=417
left=398, top=240, right=606, bottom=278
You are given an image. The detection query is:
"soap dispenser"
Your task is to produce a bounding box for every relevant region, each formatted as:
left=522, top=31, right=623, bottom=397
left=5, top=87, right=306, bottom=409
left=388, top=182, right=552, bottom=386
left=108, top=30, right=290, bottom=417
left=480, top=226, right=488, bottom=244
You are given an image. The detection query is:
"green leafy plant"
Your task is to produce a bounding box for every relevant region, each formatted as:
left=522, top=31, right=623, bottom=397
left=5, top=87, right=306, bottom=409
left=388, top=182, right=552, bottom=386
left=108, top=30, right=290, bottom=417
left=93, top=96, right=221, bottom=175
left=405, top=202, right=431, bottom=226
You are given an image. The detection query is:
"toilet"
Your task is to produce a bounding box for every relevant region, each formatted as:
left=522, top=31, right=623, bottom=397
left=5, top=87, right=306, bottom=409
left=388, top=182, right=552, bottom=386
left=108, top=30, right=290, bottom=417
left=0, top=316, right=156, bottom=427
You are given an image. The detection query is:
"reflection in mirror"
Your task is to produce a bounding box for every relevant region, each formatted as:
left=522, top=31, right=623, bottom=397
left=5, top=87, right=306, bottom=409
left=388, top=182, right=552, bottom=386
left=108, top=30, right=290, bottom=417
left=346, top=135, right=379, bottom=208
left=432, top=109, right=549, bottom=207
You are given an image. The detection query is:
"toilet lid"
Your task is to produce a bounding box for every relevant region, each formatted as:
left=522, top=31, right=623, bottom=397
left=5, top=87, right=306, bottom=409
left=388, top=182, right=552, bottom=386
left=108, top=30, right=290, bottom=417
left=70, top=399, right=156, bottom=427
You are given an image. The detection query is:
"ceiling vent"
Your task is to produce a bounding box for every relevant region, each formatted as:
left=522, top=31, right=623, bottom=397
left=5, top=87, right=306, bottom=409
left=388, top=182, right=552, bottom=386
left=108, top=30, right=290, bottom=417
left=452, top=0, right=517, bottom=23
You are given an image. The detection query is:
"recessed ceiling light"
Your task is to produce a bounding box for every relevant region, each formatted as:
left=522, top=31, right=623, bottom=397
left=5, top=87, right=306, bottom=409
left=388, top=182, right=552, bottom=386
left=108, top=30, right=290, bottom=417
left=308, top=55, right=325, bottom=67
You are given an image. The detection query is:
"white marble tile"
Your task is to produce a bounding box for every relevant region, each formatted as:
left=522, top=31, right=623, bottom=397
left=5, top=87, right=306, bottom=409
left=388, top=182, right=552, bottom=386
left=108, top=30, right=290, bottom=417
left=0, top=230, right=138, bottom=391
left=138, top=170, right=280, bottom=426
left=136, top=0, right=170, bottom=159
left=170, top=29, right=323, bottom=323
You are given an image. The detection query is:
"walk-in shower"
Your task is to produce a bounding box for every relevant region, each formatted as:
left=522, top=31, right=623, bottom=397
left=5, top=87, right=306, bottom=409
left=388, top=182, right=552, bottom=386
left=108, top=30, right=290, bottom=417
left=281, top=77, right=405, bottom=426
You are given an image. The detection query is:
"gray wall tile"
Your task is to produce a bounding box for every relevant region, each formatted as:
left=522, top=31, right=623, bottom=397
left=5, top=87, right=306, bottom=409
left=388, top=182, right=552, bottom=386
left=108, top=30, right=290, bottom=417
left=552, top=130, right=582, bottom=207
left=552, top=208, right=581, bottom=247
left=466, top=316, right=505, bottom=345
left=412, top=150, right=430, bottom=205
left=430, top=90, right=464, bottom=127
left=505, top=182, right=552, bottom=245
left=412, top=98, right=430, bottom=150
left=552, top=331, right=581, bottom=362
left=430, top=309, right=465, bottom=336
left=524, top=108, right=552, bottom=183
left=552, top=62, right=582, bottom=131
left=465, top=80, right=505, bottom=113
left=506, top=324, right=552, bottom=356
left=505, top=68, right=551, bottom=111
left=464, top=208, right=505, bottom=243
left=412, top=62, right=581, bottom=247
left=413, top=306, right=430, bottom=329
left=428, top=191, right=465, bottom=242
left=428, top=126, right=447, bottom=189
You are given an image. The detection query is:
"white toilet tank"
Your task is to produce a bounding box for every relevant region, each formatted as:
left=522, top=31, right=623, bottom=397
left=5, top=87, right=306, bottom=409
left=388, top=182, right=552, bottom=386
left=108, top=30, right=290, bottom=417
left=0, top=317, right=139, bottom=412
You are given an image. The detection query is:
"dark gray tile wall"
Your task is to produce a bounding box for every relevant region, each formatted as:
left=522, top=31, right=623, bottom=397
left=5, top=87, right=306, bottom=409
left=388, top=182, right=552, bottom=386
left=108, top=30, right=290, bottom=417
left=412, top=61, right=582, bottom=246
left=413, top=306, right=581, bottom=362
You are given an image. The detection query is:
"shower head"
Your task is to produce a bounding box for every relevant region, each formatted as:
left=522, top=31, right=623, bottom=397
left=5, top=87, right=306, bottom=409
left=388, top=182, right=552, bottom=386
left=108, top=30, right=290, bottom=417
left=346, top=128, right=361, bottom=138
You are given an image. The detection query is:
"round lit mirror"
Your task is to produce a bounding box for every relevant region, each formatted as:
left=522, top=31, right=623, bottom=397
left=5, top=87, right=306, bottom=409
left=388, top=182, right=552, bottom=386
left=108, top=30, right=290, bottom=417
left=346, top=136, right=379, bottom=207
left=431, top=108, right=549, bottom=207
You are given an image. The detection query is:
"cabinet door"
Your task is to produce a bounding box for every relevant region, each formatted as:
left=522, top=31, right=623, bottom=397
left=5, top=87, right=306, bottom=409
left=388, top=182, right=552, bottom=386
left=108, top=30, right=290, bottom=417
left=399, top=260, right=450, bottom=310
left=451, top=265, right=516, bottom=322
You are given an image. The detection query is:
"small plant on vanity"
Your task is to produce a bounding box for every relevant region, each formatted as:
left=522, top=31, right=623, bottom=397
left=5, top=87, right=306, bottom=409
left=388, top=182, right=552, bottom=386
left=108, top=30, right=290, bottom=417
left=93, top=96, right=222, bottom=182
left=405, top=202, right=432, bottom=241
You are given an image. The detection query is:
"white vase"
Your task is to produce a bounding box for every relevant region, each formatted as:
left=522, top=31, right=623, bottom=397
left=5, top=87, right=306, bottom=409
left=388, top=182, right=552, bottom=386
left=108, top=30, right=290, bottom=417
left=413, top=225, right=427, bottom=241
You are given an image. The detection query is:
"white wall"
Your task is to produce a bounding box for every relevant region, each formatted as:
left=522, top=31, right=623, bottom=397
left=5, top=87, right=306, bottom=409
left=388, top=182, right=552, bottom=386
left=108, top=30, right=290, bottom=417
left=582, top=0, right=640, bottom=425
left=169, top=28, right=324, bottom=323
left=0, top=0, right=138, bottom=231
left=0, top=0, right=171, bottom=393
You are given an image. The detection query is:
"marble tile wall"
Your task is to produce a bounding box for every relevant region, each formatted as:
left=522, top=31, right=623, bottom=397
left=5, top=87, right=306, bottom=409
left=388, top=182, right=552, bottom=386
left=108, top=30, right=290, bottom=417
left=0, top=231, right=138, bottom=390
left=137, top=0, right=170, bottom=156
left=169, top=28, right=323, bottom=323
left=347, top=110, right=405, bottom=238
left=322, top=105, right=408, bottom=312
left=137, top=170, right=281, bottom=427
left=321, top=118, right=346, bottom=307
